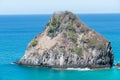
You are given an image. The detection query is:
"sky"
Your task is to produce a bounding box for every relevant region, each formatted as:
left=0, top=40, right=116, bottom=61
left=0, top=0, right=120, bottom=14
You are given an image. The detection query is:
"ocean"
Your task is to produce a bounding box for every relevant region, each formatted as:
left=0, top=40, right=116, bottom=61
left=0, top=14, right=120, bottom=80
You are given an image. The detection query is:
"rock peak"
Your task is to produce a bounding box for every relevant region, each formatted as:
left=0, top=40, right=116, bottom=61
left=17, top=11, right=114, bottom=69
left=46, top=11, right=89, bottom=38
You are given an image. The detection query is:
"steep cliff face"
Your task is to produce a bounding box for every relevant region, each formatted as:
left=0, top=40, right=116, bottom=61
left=18, top=11, right=114, bottom=69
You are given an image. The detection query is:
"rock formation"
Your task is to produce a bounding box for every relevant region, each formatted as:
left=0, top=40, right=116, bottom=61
left=115, top=63, right=120, bottom=68
left=17, top=11, right=114, bottom=69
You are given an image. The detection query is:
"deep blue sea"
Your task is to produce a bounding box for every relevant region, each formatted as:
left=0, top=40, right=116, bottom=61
left=0, top=14, right=120, bottom=80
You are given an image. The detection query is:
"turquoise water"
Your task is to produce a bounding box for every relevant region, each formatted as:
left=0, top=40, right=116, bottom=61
left=0, top=14, right=120, bottom=80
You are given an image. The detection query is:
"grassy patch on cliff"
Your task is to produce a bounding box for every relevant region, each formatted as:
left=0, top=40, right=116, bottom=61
left=71, top=46, right=82, bottom=56
left=81, top=34, right=105, bottom=49
left=88, top=38, right=98, bottom=47
left=51, top=16, right=57, bottom=26
left=67, top=23, right=76, bottom=32
left=47, top=25, right=57, bottom=37
left=67, top=31, right=77, bottom=43
left=88, top=38, right=106, bottom=49
left=47, top=16, right=59, bottom=37
left=31, top=39, right=38, bottom=46
left=67, top=23, right=77, bottom=43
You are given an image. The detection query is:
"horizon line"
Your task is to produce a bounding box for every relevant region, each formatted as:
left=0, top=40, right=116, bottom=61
left=0, top=12, right=120, bottom=15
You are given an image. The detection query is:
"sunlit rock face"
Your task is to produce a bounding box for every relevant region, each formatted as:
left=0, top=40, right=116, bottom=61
left=17, top=11, right=114, bottom=69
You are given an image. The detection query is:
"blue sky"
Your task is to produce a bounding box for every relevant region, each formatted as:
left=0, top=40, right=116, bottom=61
left=0, top=0, right=120, bottom=14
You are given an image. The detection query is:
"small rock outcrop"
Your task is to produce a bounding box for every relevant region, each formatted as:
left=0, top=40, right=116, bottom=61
left=115, top=63, right=120, bottom=68
left=17, top=11, right=114, bottom=69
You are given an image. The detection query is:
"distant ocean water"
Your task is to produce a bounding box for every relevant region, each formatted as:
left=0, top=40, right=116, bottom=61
left=0, top=14, right=120, bottom=80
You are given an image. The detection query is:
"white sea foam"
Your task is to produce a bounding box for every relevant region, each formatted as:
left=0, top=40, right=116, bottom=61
left=11, top=62, right=15, bottom=64
left=66, top=68, right=91, bottom=71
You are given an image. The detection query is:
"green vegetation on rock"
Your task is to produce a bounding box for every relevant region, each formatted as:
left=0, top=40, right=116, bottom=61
left=47, top=25, right=56, bottom=37
left=81, top=35, right=104, bottom=49
left=67, top=23, right=75, bottom=32
left=47, top=16, right=59, bottom=37
left=88, top=38, right=105, bottom=49
left=31, top=39, right=38, bottom=46
left=51, top=16, right=57, bottom=26
left=88, top=38, right=98, bottom=47
left=67, top=23, right=77, bottom=43
left=48, top=26, right=56, bottom=32
left=67, top=31, right=77, bottom=43
left=71, top=46, right=82, bottom=56
left=81, top=35, right=87, bottom=41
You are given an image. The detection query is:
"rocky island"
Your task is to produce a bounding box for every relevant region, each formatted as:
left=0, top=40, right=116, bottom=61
left=17, top=11, right=114, bottom=69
